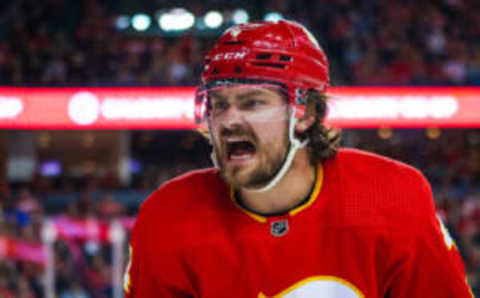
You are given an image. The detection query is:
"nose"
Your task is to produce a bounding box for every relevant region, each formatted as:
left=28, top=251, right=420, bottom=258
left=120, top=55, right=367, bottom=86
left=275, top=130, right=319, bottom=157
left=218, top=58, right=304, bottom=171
left=218, top=105, right=246, bottom=129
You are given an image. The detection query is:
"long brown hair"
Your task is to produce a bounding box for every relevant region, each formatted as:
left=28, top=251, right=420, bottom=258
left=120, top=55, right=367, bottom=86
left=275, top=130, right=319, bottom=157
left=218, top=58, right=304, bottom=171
left=300, top=90, right=341, bottom=164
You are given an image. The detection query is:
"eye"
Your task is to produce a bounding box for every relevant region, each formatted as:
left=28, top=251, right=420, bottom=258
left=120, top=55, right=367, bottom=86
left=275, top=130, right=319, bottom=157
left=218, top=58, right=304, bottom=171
left=210, top=100, right=229, bottom=114
left=241, top=99, right=264, bottom=110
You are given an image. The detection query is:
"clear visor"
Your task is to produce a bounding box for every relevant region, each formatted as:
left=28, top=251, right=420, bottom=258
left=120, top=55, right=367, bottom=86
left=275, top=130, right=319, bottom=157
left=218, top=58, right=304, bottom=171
left=195, top=83, right=292, bottom=126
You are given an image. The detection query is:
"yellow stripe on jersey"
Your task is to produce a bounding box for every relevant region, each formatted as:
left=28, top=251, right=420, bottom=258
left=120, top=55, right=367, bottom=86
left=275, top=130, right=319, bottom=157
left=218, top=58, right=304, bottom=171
left=123, top=245, right=133, bottom=293
left=289, top=164, right=323, bottom=216
left=437, top=215, right=455, bottom=250
left=230, top=186, right=267, bottom=223
left=229, top=163, right=324, bottom=222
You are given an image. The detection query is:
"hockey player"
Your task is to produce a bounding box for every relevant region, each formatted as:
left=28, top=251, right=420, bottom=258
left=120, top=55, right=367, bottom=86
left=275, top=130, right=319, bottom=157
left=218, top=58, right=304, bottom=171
left=124, top=20, right=473, bottom=297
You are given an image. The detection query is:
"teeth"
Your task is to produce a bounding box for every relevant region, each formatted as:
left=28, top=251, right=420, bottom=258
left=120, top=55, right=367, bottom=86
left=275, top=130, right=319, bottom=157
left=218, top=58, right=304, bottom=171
left=230, top=153, right=253, bottom=160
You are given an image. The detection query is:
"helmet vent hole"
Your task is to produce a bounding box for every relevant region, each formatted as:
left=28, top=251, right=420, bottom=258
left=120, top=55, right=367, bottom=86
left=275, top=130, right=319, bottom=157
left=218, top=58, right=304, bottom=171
left=224, top=41, right=244, bottom=45
left=234, top=66, right=243, bottom=73
left=212, top=67, right=219, bottom=74
left=279, top=55, right=292, bottom=62
left=255, top=53, right=272, bottom=60
left=252, top=62, right=286, bottom=69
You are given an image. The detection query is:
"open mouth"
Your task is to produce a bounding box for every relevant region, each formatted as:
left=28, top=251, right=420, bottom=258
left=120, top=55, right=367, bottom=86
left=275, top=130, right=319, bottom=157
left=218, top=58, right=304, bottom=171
left=225, top=140, right=256, bottom=161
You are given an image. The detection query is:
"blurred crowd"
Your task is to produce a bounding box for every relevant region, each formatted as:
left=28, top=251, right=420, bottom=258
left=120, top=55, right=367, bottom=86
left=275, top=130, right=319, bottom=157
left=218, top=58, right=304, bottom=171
left=0, top=185, right=128, bottom=298
left=0, top=0, right=479, bottom=86
left=0, top=0, right=479, bottom=297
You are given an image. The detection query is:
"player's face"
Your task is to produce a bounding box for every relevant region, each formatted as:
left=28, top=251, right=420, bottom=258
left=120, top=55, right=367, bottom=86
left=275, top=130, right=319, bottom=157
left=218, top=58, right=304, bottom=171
left=208, top=85, right=290, bottom=189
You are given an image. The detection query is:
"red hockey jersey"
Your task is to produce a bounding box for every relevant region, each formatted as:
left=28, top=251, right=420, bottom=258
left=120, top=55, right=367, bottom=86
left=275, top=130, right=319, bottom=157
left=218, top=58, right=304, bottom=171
left=124, top=148, right=473, bottom=297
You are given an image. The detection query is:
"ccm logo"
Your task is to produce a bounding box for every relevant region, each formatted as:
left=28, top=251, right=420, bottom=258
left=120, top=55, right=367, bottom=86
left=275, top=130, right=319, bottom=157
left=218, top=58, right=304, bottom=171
left=213, top=52, right=247, bottom=60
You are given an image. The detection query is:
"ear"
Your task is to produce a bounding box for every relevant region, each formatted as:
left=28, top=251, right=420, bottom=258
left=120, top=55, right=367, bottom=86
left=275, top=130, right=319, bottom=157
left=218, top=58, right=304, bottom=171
left=294, top=101, right=316, bottom=134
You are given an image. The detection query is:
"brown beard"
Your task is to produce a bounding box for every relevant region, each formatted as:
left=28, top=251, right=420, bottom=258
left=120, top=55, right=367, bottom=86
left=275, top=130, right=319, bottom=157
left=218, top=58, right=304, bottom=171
left=213, top=126, right=289, bottom=189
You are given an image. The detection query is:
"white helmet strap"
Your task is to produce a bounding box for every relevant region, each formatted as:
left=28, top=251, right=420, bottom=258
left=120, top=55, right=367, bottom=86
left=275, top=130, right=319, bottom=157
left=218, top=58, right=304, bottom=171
left=243, top=106, right=307, bottom=193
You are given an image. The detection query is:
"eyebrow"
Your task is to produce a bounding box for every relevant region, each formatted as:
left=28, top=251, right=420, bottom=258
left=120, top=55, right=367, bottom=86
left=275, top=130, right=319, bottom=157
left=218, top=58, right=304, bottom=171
left=210, top=89, right=275, bottom=102
left=237, top=89, right=269, bottom=100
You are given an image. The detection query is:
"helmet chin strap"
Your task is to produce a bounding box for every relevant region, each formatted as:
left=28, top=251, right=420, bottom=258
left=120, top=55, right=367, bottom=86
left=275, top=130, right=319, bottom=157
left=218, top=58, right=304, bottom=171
left=210, top=150, right=219, bottom=168
left=244, top=106, right=308, bottom=193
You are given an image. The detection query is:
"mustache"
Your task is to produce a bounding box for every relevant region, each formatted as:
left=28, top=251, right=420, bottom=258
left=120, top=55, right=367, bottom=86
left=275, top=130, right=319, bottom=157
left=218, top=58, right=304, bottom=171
left=220, top=127, right=256, bottom=140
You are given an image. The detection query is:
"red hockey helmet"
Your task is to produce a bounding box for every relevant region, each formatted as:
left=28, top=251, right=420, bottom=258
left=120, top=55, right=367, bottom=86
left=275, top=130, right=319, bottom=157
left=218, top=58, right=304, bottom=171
left=195, top=20, right=329, bottom=123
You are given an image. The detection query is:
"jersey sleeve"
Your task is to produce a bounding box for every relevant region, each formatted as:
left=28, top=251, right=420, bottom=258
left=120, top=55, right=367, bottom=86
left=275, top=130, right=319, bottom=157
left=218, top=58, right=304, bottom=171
left=123, top=189, right=194, bottom=298
left=386, top=173, right=474, bottom=298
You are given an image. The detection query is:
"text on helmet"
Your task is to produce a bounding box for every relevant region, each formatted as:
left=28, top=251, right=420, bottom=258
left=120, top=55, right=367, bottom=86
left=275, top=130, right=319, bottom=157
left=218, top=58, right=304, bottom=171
left=213, top=52, right=247, bottom=61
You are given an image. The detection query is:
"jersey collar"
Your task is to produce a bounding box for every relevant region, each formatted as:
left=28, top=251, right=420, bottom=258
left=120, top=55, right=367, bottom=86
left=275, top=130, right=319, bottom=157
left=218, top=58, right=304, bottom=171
left=229, top=163, right=324, bottom=223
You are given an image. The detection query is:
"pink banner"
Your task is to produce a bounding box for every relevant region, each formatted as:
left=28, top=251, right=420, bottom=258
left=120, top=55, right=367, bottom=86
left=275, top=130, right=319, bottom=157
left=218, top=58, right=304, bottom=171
left=0, top=87, right=196, bottom=130
left=0, top=236, right=45, bottom=264
left=0, top=86, right=479, bottom=129
left=51, top=216, right=136, bottom=242
left=327, top=87, right=480, bottom=128
left=0, top=217, right=136, bottom=264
